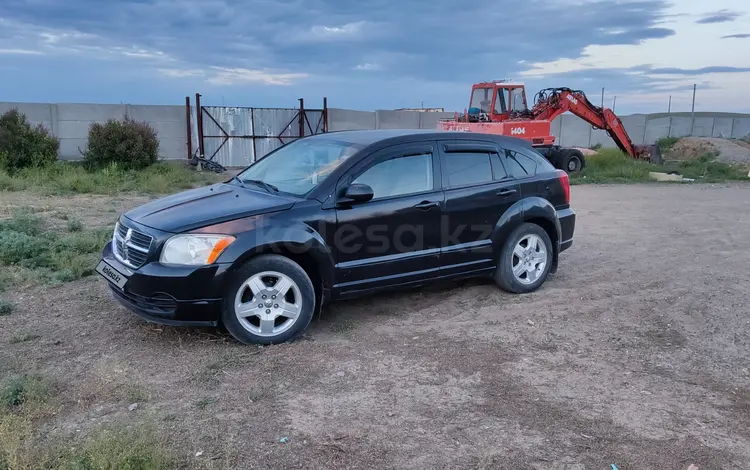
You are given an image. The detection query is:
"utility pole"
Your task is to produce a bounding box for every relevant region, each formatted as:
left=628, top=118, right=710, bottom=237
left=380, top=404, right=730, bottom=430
left=601, top=87, right=604, bottom=108
left=612, top=96, right=617, bottom=112
left=691, top=84, right=697, bottom=136
left=691, top=84, right=696, bottom=117
left=668, top=95, right=672, bottom=114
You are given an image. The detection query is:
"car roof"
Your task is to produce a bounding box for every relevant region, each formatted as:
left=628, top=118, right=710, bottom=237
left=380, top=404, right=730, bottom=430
left=306, top=128, right=534, bottom=149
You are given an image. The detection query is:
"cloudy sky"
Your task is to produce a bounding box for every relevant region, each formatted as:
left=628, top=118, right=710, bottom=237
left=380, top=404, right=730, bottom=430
left=1, top=0, right=749, bottom=114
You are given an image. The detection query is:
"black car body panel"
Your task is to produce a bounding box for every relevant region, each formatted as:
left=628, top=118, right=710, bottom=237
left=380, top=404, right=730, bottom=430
left=98, top=130, right=576, bottom=328
left=124, top=183, right=299, bottom=233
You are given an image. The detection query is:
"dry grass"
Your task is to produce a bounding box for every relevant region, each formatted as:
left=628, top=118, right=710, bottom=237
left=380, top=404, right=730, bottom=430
left=0, top=372, right=174, bottom=470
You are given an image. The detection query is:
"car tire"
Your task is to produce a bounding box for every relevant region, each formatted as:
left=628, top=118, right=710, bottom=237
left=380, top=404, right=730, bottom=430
left=561, top=149, right=585, bottom=173
left=494, top=222, right=554, bottom=294
left=221, top=254, right=316, bottom=345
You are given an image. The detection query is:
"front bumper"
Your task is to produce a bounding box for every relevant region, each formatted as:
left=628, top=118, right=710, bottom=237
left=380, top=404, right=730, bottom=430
left=99, top=241, right=229, bottom=327
left=557, top=207, right=576, bottom=252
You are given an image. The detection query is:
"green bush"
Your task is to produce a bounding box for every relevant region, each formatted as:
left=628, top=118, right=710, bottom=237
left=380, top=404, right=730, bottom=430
left=82, top=116, right=159, bottom=170
left=657, top=136, right=681, bottom=152
left=0, top=109, right=59, bottom=171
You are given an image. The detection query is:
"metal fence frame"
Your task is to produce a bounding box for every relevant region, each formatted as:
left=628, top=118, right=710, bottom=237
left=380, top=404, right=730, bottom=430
left=188, top=94, right=328, bottom=165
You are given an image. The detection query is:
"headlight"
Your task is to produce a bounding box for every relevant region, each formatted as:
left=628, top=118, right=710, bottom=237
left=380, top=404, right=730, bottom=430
left=159, top=234, right=236, bottom=266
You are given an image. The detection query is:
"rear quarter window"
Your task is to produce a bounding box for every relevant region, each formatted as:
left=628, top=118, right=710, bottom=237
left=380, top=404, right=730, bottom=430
left=518, top=148, right=556, bottom=174
left=503, top=150, right=535, bottom=178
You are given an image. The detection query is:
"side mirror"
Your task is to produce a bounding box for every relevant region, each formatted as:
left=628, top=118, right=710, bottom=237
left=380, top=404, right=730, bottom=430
left=341, top=183, right=374, bottom=204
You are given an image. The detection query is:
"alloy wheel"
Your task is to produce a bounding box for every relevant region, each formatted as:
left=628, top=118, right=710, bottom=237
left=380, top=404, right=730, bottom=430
left=511, top=234, right=548, bottom=285
left=234, top=271, right=303, bottom=337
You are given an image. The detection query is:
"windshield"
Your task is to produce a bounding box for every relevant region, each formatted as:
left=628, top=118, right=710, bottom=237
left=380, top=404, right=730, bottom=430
left=237, top=138, right=363, bottom=196
left=469, top=87, right=493, bottom=113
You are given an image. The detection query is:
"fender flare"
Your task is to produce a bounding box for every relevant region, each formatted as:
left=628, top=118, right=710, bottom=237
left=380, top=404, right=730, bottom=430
left=218, top=220, right=336, bottom=294
left=490, top=196, right=563, bottom=270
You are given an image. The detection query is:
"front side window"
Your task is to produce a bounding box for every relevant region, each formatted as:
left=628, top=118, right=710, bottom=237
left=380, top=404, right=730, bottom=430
left=442, top=152, right=493, bottom=188
left=469, top=88, right=493, bottom=113
left=353, top=153, right=433, bottom=199
left=237, top=138, right=363, bottom=196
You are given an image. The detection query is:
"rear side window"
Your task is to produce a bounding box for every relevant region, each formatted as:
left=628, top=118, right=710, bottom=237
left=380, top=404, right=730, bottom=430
left=442, top=152, right=493, bottom=188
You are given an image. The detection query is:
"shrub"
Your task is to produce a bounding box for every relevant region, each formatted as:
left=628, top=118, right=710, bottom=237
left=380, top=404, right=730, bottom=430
left=0, top=109, right=59, bottom=171
left=82, top=116, right=159, bottom=170
left=657, top=136, right=681, bottom=153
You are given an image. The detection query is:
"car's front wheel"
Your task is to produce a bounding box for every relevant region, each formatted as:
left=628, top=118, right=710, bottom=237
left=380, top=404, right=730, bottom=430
left=494, top=223, right=553, bottom=294
left=222, top=254, right=315, bottom=345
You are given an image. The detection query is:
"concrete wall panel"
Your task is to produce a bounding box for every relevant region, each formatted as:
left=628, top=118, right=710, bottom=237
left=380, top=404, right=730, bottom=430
left=669, top=117, right=693, bottom=137
left=376, top=110, right=421, bottom=130
left=419, top=112, right=456, bottom=129
left=328, top=108, right=376, bottom=131
left=643, top=117, right=671, bottom=145
left=58, top=138, right=88, bottom=160
left=730, top=118, right=750, bottom=138
left=57, top=120, right=95, bottom=139
left=57, top=103, right=127, bottom=122
left=127, top=105, right=185, bottom=122
left=691, top=117, right=714, bottom=137
left=712, top=118, right=734, bottom=138
left=557, top=114, right=591, bottom=148
left=620, top=115, right=647, bottom=145
left=549, top=116, right=563, bottom=141
left=157, top=138, right=188, bottom=161
left=589, top=129, right=616, bottom=148
left=0, top=102, right=53, bottom=131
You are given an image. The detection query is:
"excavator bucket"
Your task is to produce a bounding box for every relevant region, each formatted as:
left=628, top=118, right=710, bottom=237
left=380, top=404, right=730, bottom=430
left=649, top=144, right=662, bottom=164
left=634, top=144, right=662, bottom=164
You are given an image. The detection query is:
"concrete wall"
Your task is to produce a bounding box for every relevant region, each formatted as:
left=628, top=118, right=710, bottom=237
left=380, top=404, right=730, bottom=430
left=329, top=108, right=750, bottom=150
left=0, top=102, right=187, bottom=161
left=2, top=100, right=750, bottom=161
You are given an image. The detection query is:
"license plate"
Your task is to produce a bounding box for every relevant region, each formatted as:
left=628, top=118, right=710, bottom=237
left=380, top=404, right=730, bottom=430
left=96, top=260, right=129, bottom=290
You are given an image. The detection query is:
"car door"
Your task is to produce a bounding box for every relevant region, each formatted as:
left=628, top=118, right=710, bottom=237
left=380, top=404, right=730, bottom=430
left=332, top=142, right=444, bottom=293
left=438, top=140, right=521, bottom=275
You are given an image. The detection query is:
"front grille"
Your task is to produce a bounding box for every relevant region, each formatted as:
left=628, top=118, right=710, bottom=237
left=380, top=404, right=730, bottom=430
left=112, top=221, right=153, bottom=269
left=111, top=287, right=177, bottom=316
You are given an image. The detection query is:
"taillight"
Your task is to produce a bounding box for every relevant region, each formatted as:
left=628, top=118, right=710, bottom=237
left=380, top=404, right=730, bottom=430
left=556, top=169, right=570, bottom=204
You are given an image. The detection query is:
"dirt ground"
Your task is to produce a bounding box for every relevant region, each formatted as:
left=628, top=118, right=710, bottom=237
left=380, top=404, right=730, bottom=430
left=669, top=137, right=750, bottom=164
left=2, top=183, right=750, bottom=469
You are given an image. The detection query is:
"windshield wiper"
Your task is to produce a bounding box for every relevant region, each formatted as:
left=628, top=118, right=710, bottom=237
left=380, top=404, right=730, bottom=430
left=243, top=179, right=279, bottom=193
left=230, top=175, right=246, bottom=187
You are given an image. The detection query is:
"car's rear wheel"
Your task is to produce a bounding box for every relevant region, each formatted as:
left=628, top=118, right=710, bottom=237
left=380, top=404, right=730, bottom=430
left=222, top=254, right=315, bottom=345
left=494, top=223, right=553, bottom=294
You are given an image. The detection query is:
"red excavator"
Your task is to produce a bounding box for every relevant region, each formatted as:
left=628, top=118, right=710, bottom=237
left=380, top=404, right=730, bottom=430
left=437, top=80, right=660, bottom=172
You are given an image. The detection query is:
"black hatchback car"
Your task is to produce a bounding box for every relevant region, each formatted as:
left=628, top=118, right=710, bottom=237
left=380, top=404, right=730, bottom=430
left=96, top=130, right=575, bottom=344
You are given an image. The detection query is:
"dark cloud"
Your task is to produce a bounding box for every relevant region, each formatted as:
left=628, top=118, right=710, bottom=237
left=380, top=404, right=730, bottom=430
left=721, top=33, right=750, bottom=39
left=1, top=0, right=674, bottom=78
left=696, top=10, right=743, bottom=24
left=1, top=0, right=738, bottom=112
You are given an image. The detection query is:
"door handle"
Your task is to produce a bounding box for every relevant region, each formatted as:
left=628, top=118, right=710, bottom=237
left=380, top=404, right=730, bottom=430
left=496, top=188, right=518, bottom=197
left=414, top=200, right=440, bottom=210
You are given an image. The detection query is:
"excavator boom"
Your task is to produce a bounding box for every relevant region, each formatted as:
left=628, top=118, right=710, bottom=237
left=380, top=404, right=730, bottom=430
left=528, top=88, right=651, bottom=159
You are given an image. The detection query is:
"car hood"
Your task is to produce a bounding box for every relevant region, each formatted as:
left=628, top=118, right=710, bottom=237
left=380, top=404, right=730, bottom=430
left=123, top=183, right=299, bottom=233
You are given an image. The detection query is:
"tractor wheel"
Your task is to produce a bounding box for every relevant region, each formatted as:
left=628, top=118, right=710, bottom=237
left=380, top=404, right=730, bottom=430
left=561, top=149, right=585, bottom=173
